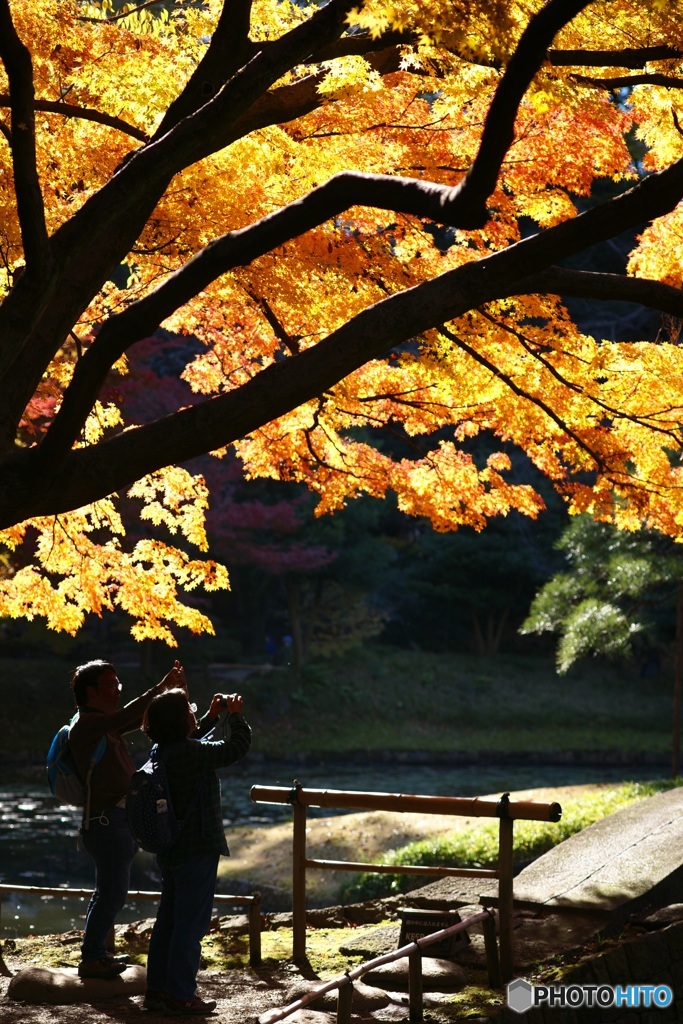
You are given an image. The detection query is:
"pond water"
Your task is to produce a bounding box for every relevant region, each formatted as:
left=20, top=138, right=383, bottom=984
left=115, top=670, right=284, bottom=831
left=0, top=757, right=667, bottom=938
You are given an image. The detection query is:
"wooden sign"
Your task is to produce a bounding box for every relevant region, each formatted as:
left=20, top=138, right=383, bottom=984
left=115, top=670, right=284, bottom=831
left=397, top=908, right=471, bottom=958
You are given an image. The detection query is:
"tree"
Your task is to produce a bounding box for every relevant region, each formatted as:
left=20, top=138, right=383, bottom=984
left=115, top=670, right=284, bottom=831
left=521, top=515, right=683, bottom=774
left=2, top=0, right=683, bottom=644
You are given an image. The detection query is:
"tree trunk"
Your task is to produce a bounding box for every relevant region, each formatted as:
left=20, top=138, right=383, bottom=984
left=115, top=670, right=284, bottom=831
left=286, top=576, right=304, bottom=673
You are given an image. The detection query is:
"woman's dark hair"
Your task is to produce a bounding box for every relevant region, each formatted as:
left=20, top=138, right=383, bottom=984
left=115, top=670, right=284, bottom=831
left=71, top=660, right=115, bottom=708
left=143, top=688, right=191, bottom=744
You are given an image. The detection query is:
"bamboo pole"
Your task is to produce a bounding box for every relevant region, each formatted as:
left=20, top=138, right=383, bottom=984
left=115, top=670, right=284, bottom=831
left=248, top=891, right=262, bottom=966
left=409, top=949, right=423, bottom=1022
left=291, top=797, right=308, bottom=961
left=304, top=858, right=497, bottom=878
left=0, top=885, right=260, bottom=961
left=259, top=910, right=496, bottom=1024
left=497, top=795, right=515, bottom=983
left=336, top=981, right=353, bottom=1024
left=251, top=785, right=561, bottom=822
left=482, top=907, right=502, bottom=988
left=0, top=884, right=256, bottom=903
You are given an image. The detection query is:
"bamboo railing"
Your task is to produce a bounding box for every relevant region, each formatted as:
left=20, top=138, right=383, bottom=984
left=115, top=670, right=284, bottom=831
left=0, top=883, right=262, bottom=966
left=250, top=783, right=562, bottom=980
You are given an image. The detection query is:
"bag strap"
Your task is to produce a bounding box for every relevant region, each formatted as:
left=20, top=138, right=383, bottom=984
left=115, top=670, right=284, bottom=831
left=80, top=734, right=107, bottom=831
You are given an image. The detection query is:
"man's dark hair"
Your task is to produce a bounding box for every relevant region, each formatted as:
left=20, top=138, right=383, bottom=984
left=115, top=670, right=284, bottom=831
left=71, top=660, right=115, bottom=708
left=143, top=688, right=191, bottom=744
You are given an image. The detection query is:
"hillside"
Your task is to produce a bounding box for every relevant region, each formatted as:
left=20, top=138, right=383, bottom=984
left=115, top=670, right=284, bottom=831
left=1, top=646, right=672, bottom=777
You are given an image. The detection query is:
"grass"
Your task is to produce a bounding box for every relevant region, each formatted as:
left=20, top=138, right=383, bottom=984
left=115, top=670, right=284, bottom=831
left=341, top=778, right=681, bottom=902
left=0, top=643, right=674, bottom=772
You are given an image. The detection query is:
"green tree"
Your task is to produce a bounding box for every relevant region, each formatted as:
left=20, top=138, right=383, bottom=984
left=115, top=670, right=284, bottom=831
left=522, top=516, right=683, bottom=773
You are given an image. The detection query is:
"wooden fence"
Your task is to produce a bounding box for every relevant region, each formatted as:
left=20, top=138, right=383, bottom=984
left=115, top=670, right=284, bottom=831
left=250, top=782, right=562, bottom=980
left=0, top=883, right=262, bottom=966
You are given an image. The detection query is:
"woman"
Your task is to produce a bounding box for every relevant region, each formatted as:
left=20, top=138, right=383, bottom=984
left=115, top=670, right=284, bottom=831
left=141, top=687, right=251, bottom=1016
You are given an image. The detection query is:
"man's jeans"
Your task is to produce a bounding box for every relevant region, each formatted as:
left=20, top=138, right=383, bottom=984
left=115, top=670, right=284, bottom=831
left=80, top=806, right=137, bottom=962
left=146, top=852, right=219, bottom=1000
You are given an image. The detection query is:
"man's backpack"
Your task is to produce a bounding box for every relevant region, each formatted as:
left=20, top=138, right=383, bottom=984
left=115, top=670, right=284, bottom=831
left=46, top=716, right=107, bottom=812
left=126, top=745, right=199, bottom=855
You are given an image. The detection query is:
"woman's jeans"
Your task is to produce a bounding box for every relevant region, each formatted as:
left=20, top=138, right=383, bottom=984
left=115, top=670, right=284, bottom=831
left=146, top=852, right=219, bottom=1000
left=80, top=806, right=137, bottom=962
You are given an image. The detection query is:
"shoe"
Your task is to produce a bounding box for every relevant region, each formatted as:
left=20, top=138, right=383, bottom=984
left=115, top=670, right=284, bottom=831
left=144, top=989, right=167, bottom=1011
left=162, top=994, right=217, bottom=1016
left=78, top=955, right=127, bottom=979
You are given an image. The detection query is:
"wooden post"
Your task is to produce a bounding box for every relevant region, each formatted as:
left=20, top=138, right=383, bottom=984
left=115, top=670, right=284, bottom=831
left=408, top=949, right=423, bottom=1022
left=248, top=891, right=262, bottom=966
left=497, top=794, right=514, bottom=983
left=291, top=786, right=307, bottom=961
left=482, top=910, right=502, bottom=988
left=336, top=981, right=353, bottom=1024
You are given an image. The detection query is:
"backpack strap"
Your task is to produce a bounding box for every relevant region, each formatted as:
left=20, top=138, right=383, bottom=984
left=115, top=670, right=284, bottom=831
left=77, top=727, right=107, bottom=831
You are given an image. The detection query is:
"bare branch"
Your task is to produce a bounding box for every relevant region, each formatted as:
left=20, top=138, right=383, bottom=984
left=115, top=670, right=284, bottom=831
left=573, top=73, right=683, bottom=90
left=0, top=0, right=49, bottom=278
left=437, top=324, right=604, bottom=468
left=0, top=94, right=149, bottom=141
left=79, top=0, right=168, bottom=23
left=547, top=45, right=682, bottom=68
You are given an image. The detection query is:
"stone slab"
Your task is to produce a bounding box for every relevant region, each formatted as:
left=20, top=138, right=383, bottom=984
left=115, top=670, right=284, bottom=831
left=7, top=964, right=146, bottom=1004
left=338, top=924, right=401, bottom=958
left=486, top=787, right=683, bottom=921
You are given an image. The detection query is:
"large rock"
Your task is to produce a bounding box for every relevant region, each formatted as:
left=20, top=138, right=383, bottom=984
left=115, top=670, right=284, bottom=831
left=260, top=1010, right=335, bottom=1024
left=7, top=964, right=146, bottom=1004
left=362, top=956, right=467, bottom=991
left=286, top=977, right=390, bottom=1011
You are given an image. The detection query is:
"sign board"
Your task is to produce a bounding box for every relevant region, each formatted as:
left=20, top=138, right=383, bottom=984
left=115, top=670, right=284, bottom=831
left=397, top=907, right=470, bottom=958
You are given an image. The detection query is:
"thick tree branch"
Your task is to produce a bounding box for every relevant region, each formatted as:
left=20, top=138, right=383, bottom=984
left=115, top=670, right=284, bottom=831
left=0, top=0, right=359, bottom=446
left=29, top=158, right=683, bottom=498
left=150, top=0, right=255, bottom=140
left=454, top=0, right=593, bottom=225
left=507, top=267, right=683, bottom=317
left=0, top=0, right=49, bottom=278
left=36, top=159, right=683, bottom=470
left=0, top=0, right=596, bottom=446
